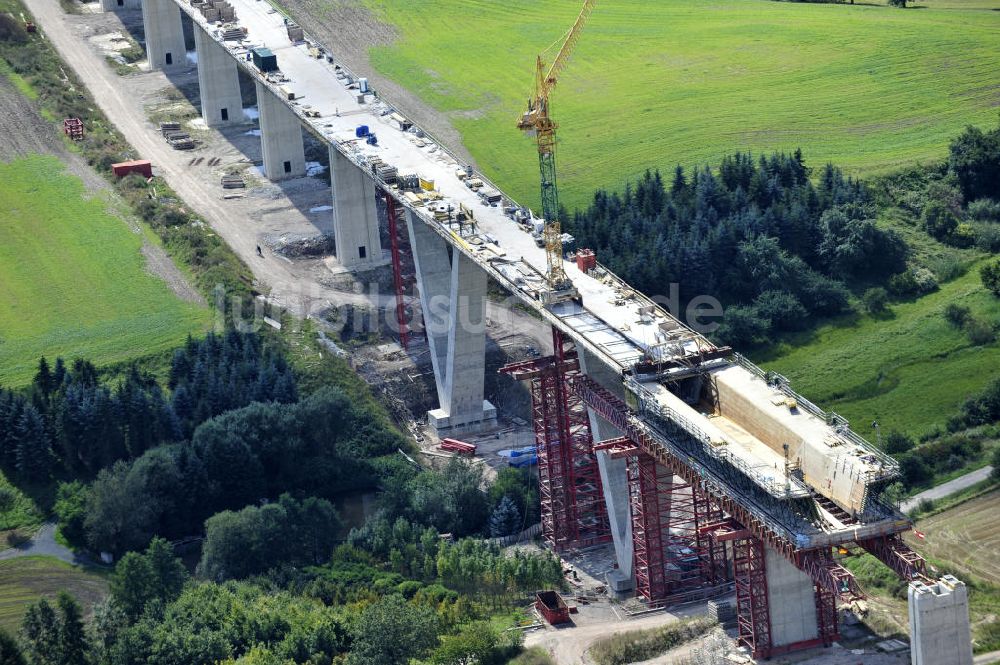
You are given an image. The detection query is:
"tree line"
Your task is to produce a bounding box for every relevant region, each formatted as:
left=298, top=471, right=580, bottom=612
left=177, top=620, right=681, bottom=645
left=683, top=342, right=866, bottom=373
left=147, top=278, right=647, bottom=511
left=567, top=151, right=907, bottom=347
left=0, top=331, right=296, bottom=482
left=57, top=386, right=404, bottom=556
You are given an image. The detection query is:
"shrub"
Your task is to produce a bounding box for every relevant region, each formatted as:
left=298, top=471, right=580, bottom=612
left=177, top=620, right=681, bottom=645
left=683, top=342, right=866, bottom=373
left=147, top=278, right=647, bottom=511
left=965, top=317, right=996, bottom=346
left=923, top=201, right=959, bottom=240
left=968, top=198, right=1000, bottom=223
left=752, top=290, right=808, bottom=332
left=715, top=305, right=770, bottom=349
left=949, top=124, right=1000, bottom=203
left=883, top=431, right=914, bottom=455
left=973, top=223, right=1000, bottom=252
left=863, top=287, right=889, bottom=314
left=5, top=530, right=29, bottom=548
left=913, top=267, right=940, bottom=292
left=0, top=14, right=28, bottom=43
left=888, top=270, right=919, bottom=297
left=0, top=487, right=15, bottom=513
left=507, top=648, right=557, bottom=665
left=982, top=258, right=1000, bottom=297
left=953, top=222, right=976, bottom=248
left=892, top=267, right=939, bottom=296
left=914, top=498, right=936, bottom=516
left=899, top=454, right=931, bottom=487
left=53, top=481, right=89, bottom=547
left=944, top=304, right=972, bottom=328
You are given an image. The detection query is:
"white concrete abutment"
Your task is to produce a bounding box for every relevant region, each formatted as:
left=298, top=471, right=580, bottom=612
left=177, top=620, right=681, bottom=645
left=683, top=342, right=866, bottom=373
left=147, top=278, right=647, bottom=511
left=407, top=210, right=496, bottom=436
left=909, top=576, right=973, bottom=665
left=194, top=27, right=242, bottom=126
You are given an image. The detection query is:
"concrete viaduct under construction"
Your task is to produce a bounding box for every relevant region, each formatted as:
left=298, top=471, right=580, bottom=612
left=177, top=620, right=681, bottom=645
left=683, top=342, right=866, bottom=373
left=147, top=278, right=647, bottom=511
left=100, top=0, right=972, bottom=661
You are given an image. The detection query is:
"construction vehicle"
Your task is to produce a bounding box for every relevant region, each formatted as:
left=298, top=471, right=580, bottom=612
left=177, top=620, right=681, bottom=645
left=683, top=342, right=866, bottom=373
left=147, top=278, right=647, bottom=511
left=518, top=0, right=596, bottom=305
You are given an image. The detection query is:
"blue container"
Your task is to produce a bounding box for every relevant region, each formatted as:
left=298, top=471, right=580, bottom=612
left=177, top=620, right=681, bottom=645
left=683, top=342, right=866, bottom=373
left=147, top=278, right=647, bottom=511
left=509, top=455, right=538, bottom=468
left=355, top=125, right=369, bottom=138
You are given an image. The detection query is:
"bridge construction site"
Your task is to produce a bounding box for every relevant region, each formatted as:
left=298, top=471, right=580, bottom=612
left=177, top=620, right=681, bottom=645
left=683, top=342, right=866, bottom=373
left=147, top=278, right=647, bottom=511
left=95, top=0, right=974, bottom=661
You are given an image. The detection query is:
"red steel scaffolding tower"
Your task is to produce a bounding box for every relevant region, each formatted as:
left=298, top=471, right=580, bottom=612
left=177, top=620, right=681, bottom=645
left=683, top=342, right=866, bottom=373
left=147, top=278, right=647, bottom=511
left=501, top=328, right=610, bottom=551
left=596, top=439, right=730, bottom=604
left=382, top=190, right=419, bottom=349
left=503, top=330, right=928, bottom=660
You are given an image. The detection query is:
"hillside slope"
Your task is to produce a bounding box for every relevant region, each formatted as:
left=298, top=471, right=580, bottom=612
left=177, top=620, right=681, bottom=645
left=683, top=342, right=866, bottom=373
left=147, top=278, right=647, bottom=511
left=285, top=0, right=1000, bottom=211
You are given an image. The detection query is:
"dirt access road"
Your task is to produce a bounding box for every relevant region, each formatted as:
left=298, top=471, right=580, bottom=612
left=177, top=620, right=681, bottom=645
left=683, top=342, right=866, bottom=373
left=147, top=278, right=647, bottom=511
left=29, top=0, right=360, bottom=318
left=524, top=606, right=720, bottom=665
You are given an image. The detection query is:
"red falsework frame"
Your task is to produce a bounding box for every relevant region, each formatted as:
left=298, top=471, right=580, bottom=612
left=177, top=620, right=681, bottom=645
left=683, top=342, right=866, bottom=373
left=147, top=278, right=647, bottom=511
left=627, top=450, right=730, bottom=603
left=383, top=189, right=418, bottom=349
left=500, top=328, right=610, bottom=551
left=733, top=534, right=772, bottom=658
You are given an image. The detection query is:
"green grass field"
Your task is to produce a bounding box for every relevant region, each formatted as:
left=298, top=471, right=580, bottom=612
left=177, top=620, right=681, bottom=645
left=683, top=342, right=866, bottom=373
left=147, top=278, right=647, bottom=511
left=0, top=470, right=43, bottom=533
left=754, top=262, right=1000, bottom=439
left=0, top=556, right=108, bottom=635
left=0, top=155, right=210, bottom=387
left=355, top=0, right=1000, bottom=211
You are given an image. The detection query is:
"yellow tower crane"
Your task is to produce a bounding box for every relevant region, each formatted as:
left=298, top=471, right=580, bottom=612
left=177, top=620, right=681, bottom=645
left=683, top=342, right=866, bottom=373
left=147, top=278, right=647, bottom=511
left=518, top=0, right=596, bottom=305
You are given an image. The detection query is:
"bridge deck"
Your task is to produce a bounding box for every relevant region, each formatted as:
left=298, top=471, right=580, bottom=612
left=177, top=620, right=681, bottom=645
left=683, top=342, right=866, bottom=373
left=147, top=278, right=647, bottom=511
left=171, top=0, right=905, bottom=547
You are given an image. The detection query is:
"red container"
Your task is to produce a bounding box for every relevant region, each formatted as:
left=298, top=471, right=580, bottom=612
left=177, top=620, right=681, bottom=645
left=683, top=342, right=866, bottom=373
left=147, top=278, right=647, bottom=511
left=536, top=591, right=571, bottom=625
left=111, top=160, right=153, bottom=179
left=576, top=248, right=597, bottom=273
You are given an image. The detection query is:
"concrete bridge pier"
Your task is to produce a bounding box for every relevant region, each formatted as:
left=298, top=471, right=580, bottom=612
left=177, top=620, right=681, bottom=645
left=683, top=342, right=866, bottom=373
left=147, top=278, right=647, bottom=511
left=330, top=147, right=382, bottom=269
left=765, top=548, right=822, bottom=650
left=255, top=81, right=306, bottom=180
left=193, top=28, right=242, bottom=126
left=141, top=0, right=186, bottom=71
left=100, top=0, right=142, bottom=10
left=579, top=349, right=635, bottom=595
left=407, top=210, right=496, bottom=436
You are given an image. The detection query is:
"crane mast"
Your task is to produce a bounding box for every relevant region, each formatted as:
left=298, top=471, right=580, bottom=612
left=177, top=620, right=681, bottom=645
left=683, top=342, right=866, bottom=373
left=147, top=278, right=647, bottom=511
left=518, top=0, right=596, bottom=304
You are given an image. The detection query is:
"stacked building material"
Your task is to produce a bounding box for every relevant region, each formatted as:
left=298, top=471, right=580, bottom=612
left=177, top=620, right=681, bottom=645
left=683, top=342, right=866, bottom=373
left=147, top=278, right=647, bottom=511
left=367, top=157, right=397, bottom=184
left=439, top=438, right=476, bottom=456
left=191, top=0, right=235, bottom=22
left=576, top=248, right=597, bottom=273
left=221, top=174, right=245, bottom=189
left=707, top=600, right=737, bottom=629
left=162, top=126, right=195, bottom=150
left=285, top=22, right=304, bottom=42
left=220, top=24, right=246, bottom=41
